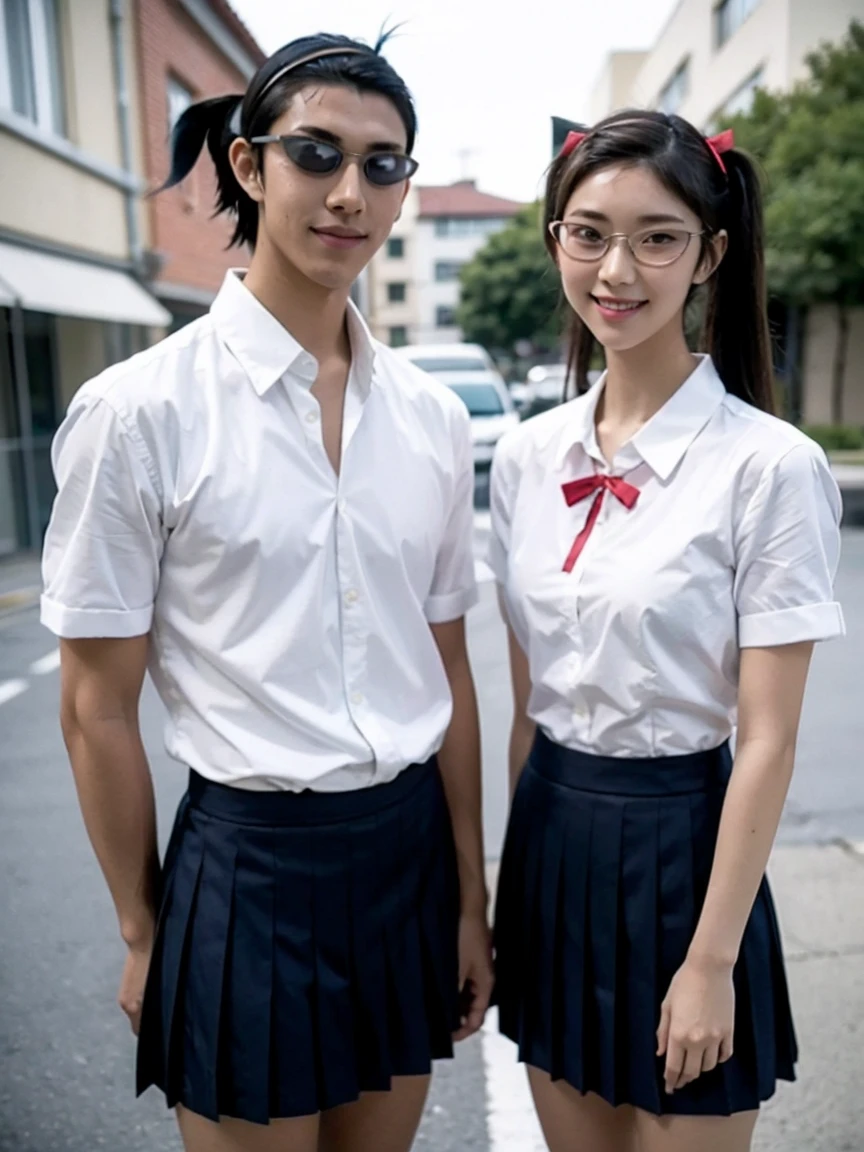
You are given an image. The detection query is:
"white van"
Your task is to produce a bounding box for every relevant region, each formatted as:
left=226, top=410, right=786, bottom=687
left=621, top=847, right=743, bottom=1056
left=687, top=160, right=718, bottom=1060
left=393, top=342, right=504, bottom=383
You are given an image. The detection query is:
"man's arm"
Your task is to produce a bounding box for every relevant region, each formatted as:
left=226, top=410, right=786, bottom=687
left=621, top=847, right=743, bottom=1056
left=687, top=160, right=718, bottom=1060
left=430, top=617, right=493, bottom=1039
left=59, top=635, right=159, bottom=1031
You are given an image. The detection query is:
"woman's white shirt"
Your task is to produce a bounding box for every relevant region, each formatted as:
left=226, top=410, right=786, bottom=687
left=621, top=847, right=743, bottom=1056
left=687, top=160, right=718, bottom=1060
left=42, top=271, right=478, bottom=791
left=488, top=355, right=845, bottom=758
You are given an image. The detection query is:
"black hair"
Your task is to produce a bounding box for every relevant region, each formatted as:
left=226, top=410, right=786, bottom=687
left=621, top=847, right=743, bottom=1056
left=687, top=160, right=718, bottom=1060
left=544, top=109, right=774, bottom=414
left=159, top=31, right=417, bottom=249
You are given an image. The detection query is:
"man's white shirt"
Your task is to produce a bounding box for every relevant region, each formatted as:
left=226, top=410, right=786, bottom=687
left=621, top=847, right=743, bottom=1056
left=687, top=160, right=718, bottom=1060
left=42, top=271, right=478, bottom=791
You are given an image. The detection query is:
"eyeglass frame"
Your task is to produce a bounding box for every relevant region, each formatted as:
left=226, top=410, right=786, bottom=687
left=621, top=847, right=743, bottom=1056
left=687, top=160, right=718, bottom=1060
left=548, top=220, right=709, bottom=268
left=249, top=134, right=419, bottom=185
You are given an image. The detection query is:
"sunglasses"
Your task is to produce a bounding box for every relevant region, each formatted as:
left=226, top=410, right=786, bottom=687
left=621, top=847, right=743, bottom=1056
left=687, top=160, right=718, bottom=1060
left=249, top=134, right=418, bottom=187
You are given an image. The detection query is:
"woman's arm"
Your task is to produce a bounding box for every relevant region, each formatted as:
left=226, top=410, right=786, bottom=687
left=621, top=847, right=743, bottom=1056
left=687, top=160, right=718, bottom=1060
left=498, top=589, right=536, bottom=798
left=658, top=640, right=814, bottom=1093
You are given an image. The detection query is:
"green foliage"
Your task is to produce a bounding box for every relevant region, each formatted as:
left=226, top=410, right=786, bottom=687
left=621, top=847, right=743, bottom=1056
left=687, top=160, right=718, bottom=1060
left=799, top=424, right=864, bottom=451
left=725, top=20, right=864, bottom=307
left=456, top=204, right=562, bottom=354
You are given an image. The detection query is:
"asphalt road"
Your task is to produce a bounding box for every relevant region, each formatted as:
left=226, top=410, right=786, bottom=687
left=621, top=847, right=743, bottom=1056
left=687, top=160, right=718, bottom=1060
left=1, top=525, right=861, bottom=1152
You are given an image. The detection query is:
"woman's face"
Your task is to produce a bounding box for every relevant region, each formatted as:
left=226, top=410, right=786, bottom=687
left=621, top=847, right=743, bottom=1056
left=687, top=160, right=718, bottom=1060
left=233, top=83, right=411, bottom=291
left=554, top=163, right=726, bottom=354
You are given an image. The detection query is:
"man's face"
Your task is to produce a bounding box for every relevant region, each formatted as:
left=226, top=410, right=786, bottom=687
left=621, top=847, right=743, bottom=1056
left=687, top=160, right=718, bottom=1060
left=240, top=84, right=411, bottom=291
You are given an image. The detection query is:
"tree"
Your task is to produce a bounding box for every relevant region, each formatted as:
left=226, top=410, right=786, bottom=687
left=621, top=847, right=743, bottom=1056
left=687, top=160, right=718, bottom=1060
left=456, top=204, right=562, bottom=355
left=727, top=20, right=864, bottom=422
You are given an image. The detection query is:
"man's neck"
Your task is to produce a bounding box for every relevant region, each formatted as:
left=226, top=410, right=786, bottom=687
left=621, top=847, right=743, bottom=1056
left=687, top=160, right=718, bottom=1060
left=242, top=245, right=352, bottom=366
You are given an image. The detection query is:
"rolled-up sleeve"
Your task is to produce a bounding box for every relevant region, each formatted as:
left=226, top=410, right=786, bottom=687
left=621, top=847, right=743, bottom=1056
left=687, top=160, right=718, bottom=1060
left=40, top=395, right=165, bottom=639
left=487, top=433, right=518, bottom=585
left=423, top=403, right=478, bottom=623
left=734, top=443, right=845, bottom=647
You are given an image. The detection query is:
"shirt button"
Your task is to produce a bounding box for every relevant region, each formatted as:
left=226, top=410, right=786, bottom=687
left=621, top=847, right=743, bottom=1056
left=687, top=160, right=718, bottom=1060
left=338, top=499, right=347, bottom=515
left=305, top=410, right=318, bottom=424
left=344, top=588, right=359, bottom=605
left=351, top=691, right=364, bottom=705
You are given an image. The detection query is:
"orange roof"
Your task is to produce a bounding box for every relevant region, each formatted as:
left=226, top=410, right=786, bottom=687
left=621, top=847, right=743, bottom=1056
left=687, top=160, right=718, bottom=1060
left=417, top=181, right=524, bottom=219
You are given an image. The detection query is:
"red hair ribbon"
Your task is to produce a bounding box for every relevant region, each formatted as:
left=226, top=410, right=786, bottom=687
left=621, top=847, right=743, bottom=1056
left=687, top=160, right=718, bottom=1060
left=561, top=474, right=640, bottom=573
left=705, top=128, right=734, bottom=175
left=560, top=130, right=587, bottom=158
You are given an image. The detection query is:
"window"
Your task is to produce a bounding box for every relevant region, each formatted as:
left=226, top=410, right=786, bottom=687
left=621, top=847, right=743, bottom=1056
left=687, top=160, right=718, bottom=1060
left=389, top=326, right=408, bottom=347
left=0, top=0, right=66, bottom=134
left=387, top=282, right=406, bottom=303
left=715, top=0, right=761, bottom=48
left=657, top=58, right=689, bottom=115
left=436, top=306, right=457, bottom=328
left=714, top=67, right=764, bottom=120
left=387, top=236, right=404, bottom=258
left=433, top=217, right=508, bottom=239
left=167, top=75, right=194, bottom=134
left=448, top=382, right=505, bottom=417
left=434, top=261, right=465, bottom=283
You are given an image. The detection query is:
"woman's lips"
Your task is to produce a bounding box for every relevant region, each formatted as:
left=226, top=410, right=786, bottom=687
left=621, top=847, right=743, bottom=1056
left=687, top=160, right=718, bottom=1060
left=591, top=295, right=647, bottom=321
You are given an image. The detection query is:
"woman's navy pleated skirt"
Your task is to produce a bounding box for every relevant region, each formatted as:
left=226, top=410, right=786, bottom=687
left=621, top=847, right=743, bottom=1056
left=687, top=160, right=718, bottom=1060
left=136, top=757, right=460, bottom=1124
left=493, top=730, right=797, bottom=1116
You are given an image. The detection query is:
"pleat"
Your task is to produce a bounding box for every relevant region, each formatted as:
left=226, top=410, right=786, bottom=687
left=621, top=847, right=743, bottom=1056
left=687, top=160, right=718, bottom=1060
left=518, top=774, right=553, bottom=1059
left=763, top=883, right=798, bottom=1074
left=559, top=798, right=593, bottom=1091
left=136, top=795, right=192, bottom=1096
left=270, top=826, right=317, bottom=1118
left=312, top=820, right=359, bottom=1109
left=587, top=797, right=624, bottom=1103
left=535, top=785, right=568, bottom=1080
left=417, top=814, right=459, bottom=1057
left=491, top=771, right=533, bottom=1031
left=223, top=830, right=275, bottom=1125
left=161, top=826, right=205, bottom=1108
left=382, top=791, right=433, bottom=1076
left=620, top=797, right=661, bottom=1114
left=181, top=823, right=238, bottom=1121
left=741, top=882, right=778, bottom=1101
left=347, top=811, right=391, bottom=1090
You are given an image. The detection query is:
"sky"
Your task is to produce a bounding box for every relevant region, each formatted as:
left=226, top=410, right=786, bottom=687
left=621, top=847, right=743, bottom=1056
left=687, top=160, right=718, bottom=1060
left=228, top=0, right=679, bottom=204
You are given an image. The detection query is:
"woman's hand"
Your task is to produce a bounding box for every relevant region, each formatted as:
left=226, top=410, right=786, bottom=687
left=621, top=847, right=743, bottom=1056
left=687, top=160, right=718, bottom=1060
left=453, top=912, right=494, bottom=1041
left=656, top=954, right=735, bottom=1094
left=118, top=940, right=153, bottom=1036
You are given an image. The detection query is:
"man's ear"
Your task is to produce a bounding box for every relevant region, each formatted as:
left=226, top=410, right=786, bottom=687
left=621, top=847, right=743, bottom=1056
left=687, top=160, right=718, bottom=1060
left=229, top=137, right=265, bottom=203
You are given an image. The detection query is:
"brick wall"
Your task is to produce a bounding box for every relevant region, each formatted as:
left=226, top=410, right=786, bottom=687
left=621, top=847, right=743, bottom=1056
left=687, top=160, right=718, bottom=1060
left=135, top=0, right=265, bottom=294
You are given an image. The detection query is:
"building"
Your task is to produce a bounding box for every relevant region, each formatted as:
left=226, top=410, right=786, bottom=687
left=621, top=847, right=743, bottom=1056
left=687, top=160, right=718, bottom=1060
left=589, top=0, right=863, bottom=129
left=366, top=180, right=524, bottom=347
left=586, top=0, right=864, bottom=425
left=0, top=0, right=171, bottom=557
left=135, top=0, right=266, bottom=330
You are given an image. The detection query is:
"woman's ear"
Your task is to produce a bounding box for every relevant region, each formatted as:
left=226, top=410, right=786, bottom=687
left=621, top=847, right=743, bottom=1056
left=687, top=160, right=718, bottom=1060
left=693, top=229, right=728, bottom=285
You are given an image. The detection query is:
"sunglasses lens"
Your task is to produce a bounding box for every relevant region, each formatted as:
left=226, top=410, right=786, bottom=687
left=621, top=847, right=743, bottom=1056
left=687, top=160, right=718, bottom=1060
left=364, top=153, right=417, bottom=186
left=283, top=137, right=342, bottom=174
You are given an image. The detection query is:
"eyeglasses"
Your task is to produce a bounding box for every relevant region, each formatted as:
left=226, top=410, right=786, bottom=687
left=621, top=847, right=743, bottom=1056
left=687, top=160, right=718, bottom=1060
left=548, top=221, right=707, bottom=268
left=249, top=134, right=419, bottom=187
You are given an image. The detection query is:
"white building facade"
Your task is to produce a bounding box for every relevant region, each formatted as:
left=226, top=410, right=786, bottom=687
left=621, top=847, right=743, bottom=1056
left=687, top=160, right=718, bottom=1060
left=587, top=0, right=864, bottom=426
left=366, top=181, right=523, bottom=347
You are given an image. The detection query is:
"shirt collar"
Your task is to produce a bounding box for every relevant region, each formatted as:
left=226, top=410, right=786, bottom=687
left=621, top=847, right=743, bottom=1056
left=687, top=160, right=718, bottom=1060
left=210, top=269, right=376, bottom=397
left=555, top=355, right=727, bottom=480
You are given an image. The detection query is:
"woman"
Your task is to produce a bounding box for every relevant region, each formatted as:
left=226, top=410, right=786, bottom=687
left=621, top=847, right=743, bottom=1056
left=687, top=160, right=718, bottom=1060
left=41, top=32, right=492, bottom=1152
left=489, top=110, right=844, bottom=1152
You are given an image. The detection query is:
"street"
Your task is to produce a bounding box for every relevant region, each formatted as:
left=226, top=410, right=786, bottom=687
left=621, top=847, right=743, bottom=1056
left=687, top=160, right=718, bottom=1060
left=1, top=524, right=863, bottom=1152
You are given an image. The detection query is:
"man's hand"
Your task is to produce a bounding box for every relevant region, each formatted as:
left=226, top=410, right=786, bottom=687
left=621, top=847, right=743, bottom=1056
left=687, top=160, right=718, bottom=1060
left=453, top=912, right=494, bottom=1041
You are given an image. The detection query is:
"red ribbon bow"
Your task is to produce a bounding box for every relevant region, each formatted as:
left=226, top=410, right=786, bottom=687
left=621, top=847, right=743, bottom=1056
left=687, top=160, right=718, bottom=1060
left=561, top=474, right=639, bottom=573
left=705, top=128, right=734, bottom=175
left=560, top=130, right=587, bottom=158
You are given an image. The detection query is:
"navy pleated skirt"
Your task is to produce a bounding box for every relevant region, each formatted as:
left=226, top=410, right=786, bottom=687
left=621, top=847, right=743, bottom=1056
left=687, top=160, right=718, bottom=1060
left=137, top=758, right=460, bottom=1124
left=493, top=730, right=797, bottom=1116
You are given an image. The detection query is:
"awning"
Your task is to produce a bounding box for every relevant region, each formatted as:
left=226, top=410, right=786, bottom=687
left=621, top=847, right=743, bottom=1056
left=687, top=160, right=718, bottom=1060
left=0, top=241, right=172, bottom=326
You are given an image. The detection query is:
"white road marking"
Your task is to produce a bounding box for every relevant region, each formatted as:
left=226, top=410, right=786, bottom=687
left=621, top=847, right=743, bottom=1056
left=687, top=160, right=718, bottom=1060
left=483, top=1008, right=547, bottom=1151
left=30, top=649, right=61, bottom=676
left=0, top=678, right=29, bottom=707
